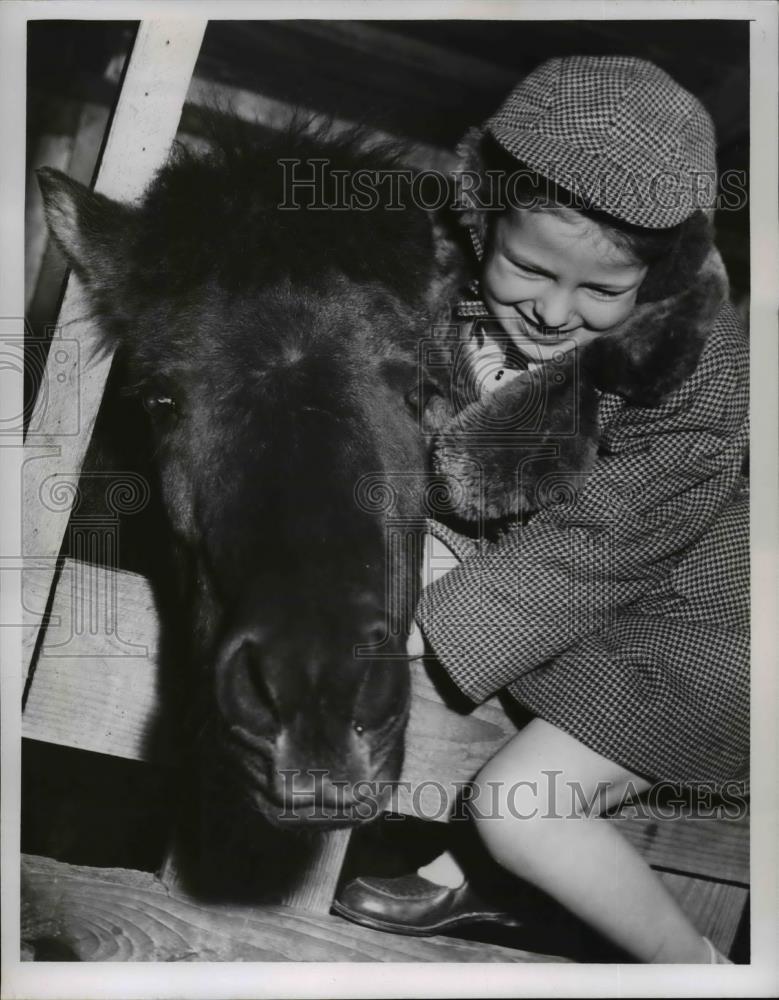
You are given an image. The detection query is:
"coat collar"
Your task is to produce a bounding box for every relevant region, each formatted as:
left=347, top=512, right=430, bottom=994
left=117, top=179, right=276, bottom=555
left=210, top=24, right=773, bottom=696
left=579, top=246, right=729, bottom=406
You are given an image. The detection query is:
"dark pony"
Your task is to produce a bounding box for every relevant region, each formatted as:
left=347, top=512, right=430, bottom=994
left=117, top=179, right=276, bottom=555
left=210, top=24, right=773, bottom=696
left=38, top=119, right=462, bottom=845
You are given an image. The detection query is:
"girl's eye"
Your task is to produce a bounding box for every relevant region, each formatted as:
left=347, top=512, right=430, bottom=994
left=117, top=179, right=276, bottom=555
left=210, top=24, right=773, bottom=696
left=509, top=260, right=544, bottom=277
left=587, top=287, right=625, bottom=300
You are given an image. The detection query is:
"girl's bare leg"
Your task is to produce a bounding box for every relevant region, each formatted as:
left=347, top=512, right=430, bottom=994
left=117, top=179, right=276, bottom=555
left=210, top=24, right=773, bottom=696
left=468, top=718, right=712, bottom=963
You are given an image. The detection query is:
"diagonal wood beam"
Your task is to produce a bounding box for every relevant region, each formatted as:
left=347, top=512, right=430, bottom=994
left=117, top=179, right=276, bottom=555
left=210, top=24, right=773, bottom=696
left=22, top=21, right=206, bottom=683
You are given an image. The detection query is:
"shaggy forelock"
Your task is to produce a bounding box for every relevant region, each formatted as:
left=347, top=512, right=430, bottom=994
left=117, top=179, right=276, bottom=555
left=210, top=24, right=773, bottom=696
left=125, top=117, right=437, bottom=301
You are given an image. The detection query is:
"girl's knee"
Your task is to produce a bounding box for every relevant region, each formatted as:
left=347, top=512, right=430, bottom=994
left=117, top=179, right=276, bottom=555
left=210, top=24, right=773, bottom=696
left=469, top=807, right=533, bottom=873
left=468, top=739, right=557, bottom=826
left=467, top=762, right=550, bottom=871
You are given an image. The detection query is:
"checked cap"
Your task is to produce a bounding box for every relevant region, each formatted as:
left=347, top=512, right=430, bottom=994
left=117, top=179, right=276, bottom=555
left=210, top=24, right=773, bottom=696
left=485, top=55, right=717, bottom=228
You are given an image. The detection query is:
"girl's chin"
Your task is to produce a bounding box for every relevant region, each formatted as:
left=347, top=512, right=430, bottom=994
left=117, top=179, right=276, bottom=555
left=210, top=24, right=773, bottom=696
left=488, top=313, right=601, bottom=362
left=513, top=338, right=578, bottom=363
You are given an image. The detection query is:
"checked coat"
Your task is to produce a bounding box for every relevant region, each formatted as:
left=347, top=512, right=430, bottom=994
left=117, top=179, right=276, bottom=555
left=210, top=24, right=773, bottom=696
left=418, top=244, right=750, bottom=788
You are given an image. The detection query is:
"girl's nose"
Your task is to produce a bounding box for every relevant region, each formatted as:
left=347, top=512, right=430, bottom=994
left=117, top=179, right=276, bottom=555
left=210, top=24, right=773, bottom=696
left=533, top=289, right=571, bottom=331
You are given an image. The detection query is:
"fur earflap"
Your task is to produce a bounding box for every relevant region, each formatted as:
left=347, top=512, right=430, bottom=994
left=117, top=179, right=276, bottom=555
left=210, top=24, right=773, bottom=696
left=426, top=351, right=601, bottom=523
left=582, top=247, right=729, bottom=405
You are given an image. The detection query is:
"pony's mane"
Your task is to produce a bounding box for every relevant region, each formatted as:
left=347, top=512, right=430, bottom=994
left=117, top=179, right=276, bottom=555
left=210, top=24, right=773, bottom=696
left=131, top=113, right=438, bottom=298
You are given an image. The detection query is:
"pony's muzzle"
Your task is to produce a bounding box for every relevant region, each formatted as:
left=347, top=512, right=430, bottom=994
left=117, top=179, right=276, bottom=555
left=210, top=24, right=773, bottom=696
left=215, top=628, right=356, bottom=798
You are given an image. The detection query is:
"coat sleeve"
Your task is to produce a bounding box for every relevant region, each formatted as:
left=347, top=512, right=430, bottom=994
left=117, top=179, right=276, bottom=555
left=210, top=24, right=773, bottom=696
left=415, top=305, right=749, bottom=704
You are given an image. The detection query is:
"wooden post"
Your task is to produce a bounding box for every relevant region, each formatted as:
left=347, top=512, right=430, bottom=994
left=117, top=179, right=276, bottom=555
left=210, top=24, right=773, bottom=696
left=27, top=101, right=112, bottom=335
left=23, top=20, right=206, bottom=682
left=279, top=830, right=353, bottom=915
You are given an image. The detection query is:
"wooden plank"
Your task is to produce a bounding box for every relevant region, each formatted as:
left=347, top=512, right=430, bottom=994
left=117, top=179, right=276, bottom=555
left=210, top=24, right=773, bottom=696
left=21, top=854, right=565, bottom=963
left=280, top=829, right=353, bottom=915
left=398, top=665, right=517, bottom=818
left=25, top=133, right=74, bottom=310
left=67, top=102, right=113, bottom=188
left=159, top=828, right=353, bottom=917
left=27, top=103, right=114, bottom=341
left=23, top=20, right=206, bottom=683
left=658, top=872, right=747, bottom=957
left=618, top=813, right=749, bottom=887
left=22, top=559, right=171, bottom=761
left=21, top=555, right=515, bottom=773
left=27, top=102, right=111, bottom=321
left=22, top=563, right=751, bottom=890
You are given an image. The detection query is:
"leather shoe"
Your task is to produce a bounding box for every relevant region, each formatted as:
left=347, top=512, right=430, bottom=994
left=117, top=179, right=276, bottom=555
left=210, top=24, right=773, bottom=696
left=332, top=873, right=524, bottom=937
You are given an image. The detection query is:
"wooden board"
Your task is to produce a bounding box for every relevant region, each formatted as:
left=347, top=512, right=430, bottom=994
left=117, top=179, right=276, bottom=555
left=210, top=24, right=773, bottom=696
left=22, top=559, right=172, bottom=761
left=399, top=665, right=517, bottom=818
left=23, top=558, right=518, bottom=774
left=20, top=853, right=745, bottom=962
left=25, top=133, right=74, bottom=309
left=26, top=101, right=112, bottom=337
left=658, top=872, right=748, bottom=957
left=278, top=830, right=353, bottom=915
left=618, top=812, right=749, bottom=886
left=159, top=828, right=353, bottom=917
left=21, top=853, right=565, bottom=963
left=22, top=560, right=750, bottom=891
left=23, top=20, right=206, bottom=682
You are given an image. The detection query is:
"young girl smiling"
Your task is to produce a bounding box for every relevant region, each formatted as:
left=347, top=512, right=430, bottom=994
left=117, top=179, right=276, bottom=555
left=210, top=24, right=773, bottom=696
left=336, top=55, right=748, bottom=965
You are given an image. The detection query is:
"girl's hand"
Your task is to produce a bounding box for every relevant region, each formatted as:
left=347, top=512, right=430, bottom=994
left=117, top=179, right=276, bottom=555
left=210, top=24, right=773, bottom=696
left=406, top=619, right=427, bottom=661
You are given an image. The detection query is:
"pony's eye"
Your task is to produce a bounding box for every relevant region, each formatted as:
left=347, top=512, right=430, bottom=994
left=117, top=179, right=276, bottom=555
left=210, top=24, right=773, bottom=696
left=142, top=390, right=178, bottom=418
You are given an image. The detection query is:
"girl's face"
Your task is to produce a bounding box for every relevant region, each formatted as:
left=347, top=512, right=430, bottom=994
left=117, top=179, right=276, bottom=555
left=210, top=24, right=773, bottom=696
left=481, top=207, right=648, bottom=362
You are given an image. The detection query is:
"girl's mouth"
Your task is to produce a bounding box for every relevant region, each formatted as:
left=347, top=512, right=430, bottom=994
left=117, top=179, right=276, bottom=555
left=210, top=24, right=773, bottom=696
left=513, top=310, right=573, bottom=340
left=501, top=311, right=583, bottom=367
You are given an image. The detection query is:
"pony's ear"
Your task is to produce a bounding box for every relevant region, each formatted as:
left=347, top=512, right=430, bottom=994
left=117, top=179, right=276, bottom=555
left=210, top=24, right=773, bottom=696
left=36, top=167, right=135, bottom=288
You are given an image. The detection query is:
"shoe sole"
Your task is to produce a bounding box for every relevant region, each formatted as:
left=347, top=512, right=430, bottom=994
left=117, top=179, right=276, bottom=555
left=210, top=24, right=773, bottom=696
left=331, top=899, right=524, bottom=938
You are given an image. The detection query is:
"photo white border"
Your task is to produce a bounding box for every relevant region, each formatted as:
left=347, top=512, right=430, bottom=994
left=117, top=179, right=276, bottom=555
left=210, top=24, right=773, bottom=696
left=1, top=1, right=777, bottom=997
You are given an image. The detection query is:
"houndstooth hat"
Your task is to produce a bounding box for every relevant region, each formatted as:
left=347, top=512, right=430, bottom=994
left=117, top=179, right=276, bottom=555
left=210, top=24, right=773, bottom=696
left=480, top=55, right=718, bottom=229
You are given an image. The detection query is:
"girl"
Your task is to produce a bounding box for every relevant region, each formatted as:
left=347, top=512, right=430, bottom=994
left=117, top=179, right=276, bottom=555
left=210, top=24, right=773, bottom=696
left=335, top=55, right=748, bottom=964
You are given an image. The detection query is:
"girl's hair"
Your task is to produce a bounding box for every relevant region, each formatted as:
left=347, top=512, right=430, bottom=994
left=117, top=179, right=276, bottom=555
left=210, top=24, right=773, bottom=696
left=477, top=134, right=714, bottom=303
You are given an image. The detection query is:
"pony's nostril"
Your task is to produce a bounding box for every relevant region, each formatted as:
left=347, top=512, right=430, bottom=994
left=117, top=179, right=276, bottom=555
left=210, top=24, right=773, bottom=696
left=244, top=646, right=282, bottom=719
left=217, top=631, right=281, bottom=723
